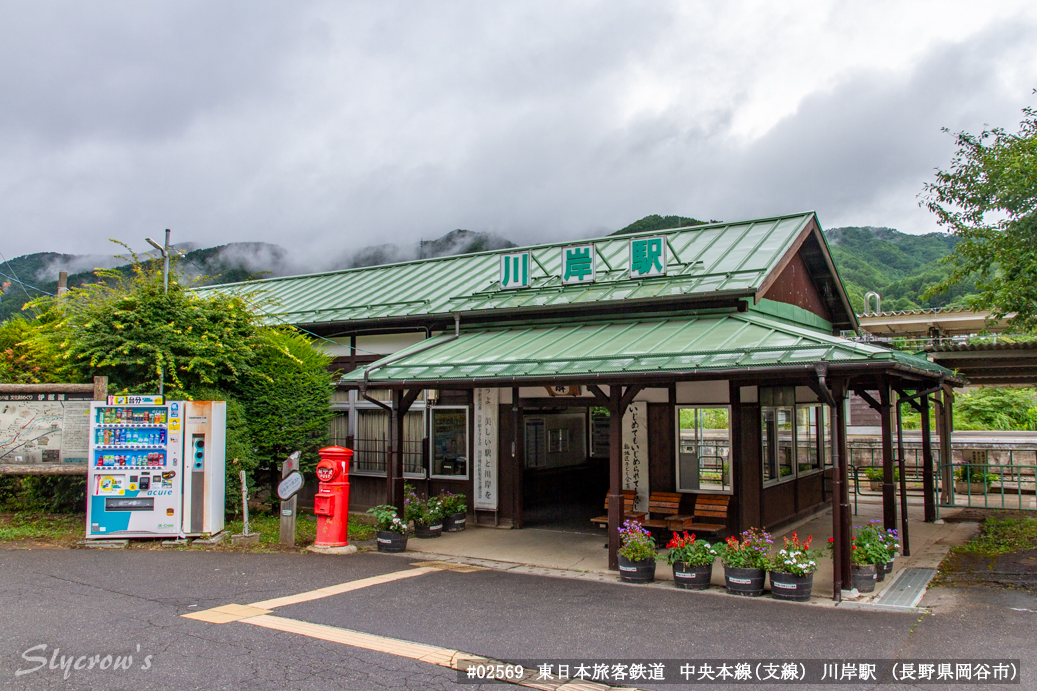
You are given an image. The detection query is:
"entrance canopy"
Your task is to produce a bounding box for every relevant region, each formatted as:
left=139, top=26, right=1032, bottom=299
left=340, top=310, right=958, bottom=388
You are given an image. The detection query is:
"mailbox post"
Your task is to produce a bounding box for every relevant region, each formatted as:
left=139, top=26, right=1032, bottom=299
left=313, top=446, right=353, bottom=547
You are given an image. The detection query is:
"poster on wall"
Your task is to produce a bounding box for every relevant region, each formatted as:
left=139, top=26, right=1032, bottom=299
left=622, top=401, right=649, bottom=513
left=473, top=388, right=499, bottom=511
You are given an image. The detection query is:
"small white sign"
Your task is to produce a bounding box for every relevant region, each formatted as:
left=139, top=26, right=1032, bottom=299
left=560, top=245, right=595, bottom=284
left=500, top=252, right=530, bottom=290
left=629, top=236, right=667, bottom=278
left=277, top=471, right=304, bottom=501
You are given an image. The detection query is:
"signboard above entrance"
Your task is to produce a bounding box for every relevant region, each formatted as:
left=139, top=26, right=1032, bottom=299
left=499, top=238, right=669, bottom=289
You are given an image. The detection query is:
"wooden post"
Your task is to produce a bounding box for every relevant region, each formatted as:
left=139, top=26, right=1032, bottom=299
left=879, top=381, right=897, bottom=531
left=607, top=385, right=623, bottom=571
left=829, top=382, right=844, bottom=600
left=921, top=393, right=936, bottom=522
left=895, top=393, right=910, bottom=557
left=940, top=384, right=954, bottom=505
left=279, top=452, right=300, bottom=547
left=92, top=376, right=108, bottom=401
left=389, top=390, right=403, bottom=515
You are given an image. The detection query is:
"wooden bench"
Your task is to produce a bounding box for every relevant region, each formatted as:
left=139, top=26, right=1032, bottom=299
left=641, top=492, right=684, bottom=531
left=589, top=489, right=646, bottom=528
left=666, top=494, right=731, bottom=537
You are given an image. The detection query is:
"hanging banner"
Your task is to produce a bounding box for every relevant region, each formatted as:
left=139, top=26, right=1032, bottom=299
left=622, top=401, right=649, bottom=513
left=473, top=388, right=499, bottom=511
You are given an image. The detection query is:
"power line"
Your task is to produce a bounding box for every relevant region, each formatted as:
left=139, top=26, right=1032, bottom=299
left=0, top=269, right=55, bottom=297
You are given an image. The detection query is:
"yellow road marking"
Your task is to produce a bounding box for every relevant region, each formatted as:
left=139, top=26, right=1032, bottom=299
left=408, top=560, right=487, bottom=573
left=238, top=614, right=639, bottom=691
left=247, top=566, right=439, bottom=609
left=182, top=604, right=272, bottom=623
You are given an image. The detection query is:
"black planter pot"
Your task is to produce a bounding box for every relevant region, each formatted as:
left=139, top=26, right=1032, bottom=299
left=851, top=563, right=878, bottom=592
left=769, top=571, right=814, bottom=602
left=443, top=512, right=467, bottom=532
left=883, top=559, right=894, bottom=575
left=672, top=561, right=713, bottom=590
left=618, top=555, right=656, bottom=583
left=724, top=566, right=766, bottom=597
left=376, top=530, right=407, bottom=553
left=413, top=521, right=443, bottom=539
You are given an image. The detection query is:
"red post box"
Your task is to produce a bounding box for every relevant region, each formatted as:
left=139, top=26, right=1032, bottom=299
left=314, top=446, right=353, bottom=547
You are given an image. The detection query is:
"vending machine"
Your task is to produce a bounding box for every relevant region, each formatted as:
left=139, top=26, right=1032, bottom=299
left=86, top=395, right=182, bottom=538
left=86, top=397, right=226, bottom=539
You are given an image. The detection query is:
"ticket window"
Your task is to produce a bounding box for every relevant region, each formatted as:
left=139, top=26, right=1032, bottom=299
left=676, top=406, right=731, bottom=493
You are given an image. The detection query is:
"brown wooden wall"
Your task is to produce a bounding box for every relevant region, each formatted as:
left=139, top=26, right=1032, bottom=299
left=736, top=403, right=762, bottom=530
left=761, top=251, right=831, bottom=323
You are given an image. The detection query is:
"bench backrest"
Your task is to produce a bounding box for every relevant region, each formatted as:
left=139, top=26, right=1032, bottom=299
left=604, top=489, right=637, bottom=511
left=648, top=492, right=682, bottom=517
left=693, top=494, right=730, bottom=520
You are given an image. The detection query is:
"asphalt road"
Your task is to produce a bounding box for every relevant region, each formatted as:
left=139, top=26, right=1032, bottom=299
left=0, top=546, right=1034, bottom=690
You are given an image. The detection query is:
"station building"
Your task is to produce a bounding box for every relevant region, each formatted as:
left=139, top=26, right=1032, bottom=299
left=213, top=212, right=960, bottom=597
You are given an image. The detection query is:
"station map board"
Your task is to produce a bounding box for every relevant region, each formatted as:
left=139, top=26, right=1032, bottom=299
left=0, top=392, right=92, bottom=465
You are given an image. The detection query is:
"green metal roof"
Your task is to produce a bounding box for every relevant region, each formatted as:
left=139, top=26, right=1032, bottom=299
left=203, top=212, right=852, bottom=329
left=340, top=311, right=958, bottom=386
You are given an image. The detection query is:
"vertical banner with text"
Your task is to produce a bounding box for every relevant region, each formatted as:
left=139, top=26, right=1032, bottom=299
left=473, top=388, right=499, bottom=511
left=622, top=401, right=649, bottom=513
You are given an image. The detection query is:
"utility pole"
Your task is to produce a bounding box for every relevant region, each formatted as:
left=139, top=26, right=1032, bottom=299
left=145, top=229, right=175, bottom=397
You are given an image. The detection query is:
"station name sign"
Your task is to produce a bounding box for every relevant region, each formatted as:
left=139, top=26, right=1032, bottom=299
left=500, top=236, right=668, bottom=289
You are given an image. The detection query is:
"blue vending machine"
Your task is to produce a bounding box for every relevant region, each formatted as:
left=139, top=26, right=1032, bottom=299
left=85, top=396, right=183, bottom=538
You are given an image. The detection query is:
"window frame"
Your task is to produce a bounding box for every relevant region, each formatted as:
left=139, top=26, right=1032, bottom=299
left=429, top=405, right=470, bottom=480
left=674, top=405, right=733, bottom=496
left=761, top=402, right=831, bottom=487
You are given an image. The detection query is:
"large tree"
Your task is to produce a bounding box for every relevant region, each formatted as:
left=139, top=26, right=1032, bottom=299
left=921, top=101, right=1037, bottom=331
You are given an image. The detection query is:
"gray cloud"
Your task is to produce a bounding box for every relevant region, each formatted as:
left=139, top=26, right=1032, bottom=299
left=0, top=2, right=1035, bottom=262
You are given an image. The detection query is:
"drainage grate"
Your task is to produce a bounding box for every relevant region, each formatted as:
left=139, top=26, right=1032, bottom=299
left=875, top=568, right=937, bottom=608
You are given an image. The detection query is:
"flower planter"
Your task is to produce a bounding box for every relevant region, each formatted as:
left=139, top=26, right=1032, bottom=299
left=672, top=561, right=713, bottom=590
left=618, top=556, right=656, bottom=583
left=868, top=480, right=883, bottom=492
left=443, top=512, right=467, bottom=532
left=851, top=564, right=878, bottom=593
left=413, top=521, right=443, bottom=539
left=769, top=571, right=813, bottom=602
left=954, top=481, right=987, bottom=495
left=724, top=566, right=765, bottom=597
left=882, top=560, right=894, bottom=576
left=376, top=530, right=408, bottom=553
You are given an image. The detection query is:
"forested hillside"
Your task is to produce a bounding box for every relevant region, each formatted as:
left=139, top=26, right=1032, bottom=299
left=1, top=217, right=972, bottom=323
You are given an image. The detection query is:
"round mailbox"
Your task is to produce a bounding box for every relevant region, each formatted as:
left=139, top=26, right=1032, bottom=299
left=316, top=460, right=338, bottom=483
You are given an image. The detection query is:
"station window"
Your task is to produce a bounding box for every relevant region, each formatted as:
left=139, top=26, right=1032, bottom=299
left=353, top=409, right=426, bottom=477
left=761, top=388, right=830, bottom=485
left=430, top=406, right=469, bottom=479
left=675, top=406, right=731, bottom=494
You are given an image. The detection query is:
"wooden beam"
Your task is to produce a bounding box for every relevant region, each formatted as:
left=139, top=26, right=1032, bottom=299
left=587, top=385, right=610, bottom=407
left=921, top=393, right=936, bottom=523
left=619, top=384, right=643, bottom=414
left=0, top=464, right=87, bottom=475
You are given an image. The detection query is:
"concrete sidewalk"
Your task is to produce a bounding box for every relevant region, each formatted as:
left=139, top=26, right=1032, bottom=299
left=401, top=498, right=979, bottom=606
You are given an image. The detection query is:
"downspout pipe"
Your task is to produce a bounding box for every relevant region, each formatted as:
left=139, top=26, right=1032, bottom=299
left=359, top=313, right=461, bottom=408
left=814, top=363, right=843, bottom=602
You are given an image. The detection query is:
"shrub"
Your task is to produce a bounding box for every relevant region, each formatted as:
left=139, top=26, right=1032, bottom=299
left=366, top=505, right=407, bottom=534
left=438, top=491, right=468, bottom=516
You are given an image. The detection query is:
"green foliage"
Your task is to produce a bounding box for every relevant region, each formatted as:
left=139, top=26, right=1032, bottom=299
left=610, top=214, right=706, bottom=236
left=953, top=387, right=1037, bottom=431
left=0, top=315, right=59, bottom=383
left=825, top=226, right=973, bottom=313
left=437, top=491, right=467, bottom=515
left=404, top=484, right=444, bottom=525
left=851, top=523, right=892, bottom=565
left=19, top=476, right=87, bottom=513
left=862, top=466, right=899, bottom=482
left=617, top=519, right=657, bottom=562
left=366, top=505, right=407, bottom=533
left=24, top=252, right=265, bottom=396
left=921, top=102, right=1037, bottom=331
left=954, top=515, right=1037, bottom=557
left=954, top=466, right=1000, bottom=486
left=718, top=528, right=772, bottom=569
left=664, top=530, right=717, bottom=566
left=678, top=407, right=728, bottom=429
left=768, top=533, right=820, bottom=576
left=233, top=327, right=332, bottom=481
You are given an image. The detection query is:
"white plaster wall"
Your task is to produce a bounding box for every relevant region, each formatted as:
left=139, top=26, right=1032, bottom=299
left=676, top=380, right=729, bottom=404
left=356, top=332, right=426, bottom=356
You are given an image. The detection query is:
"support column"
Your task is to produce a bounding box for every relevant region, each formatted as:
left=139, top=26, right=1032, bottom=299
left=879, top=382, right=897, bottom=531
left=921, top=393, right=936, bottom=522
left=829, top=381, right=848, bottom=601
left=895, top=391, right=911, bottom=557
left=389, top=390, right=403, bottom=515
left=939, top=384, right=954, bottom=505
left=512, top=387, right=524, bottom=529
left=607, top=386, right=623, bottom=571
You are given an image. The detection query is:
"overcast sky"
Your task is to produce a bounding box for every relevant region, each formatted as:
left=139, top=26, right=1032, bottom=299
left=2, top=1, right=1036, bottom=263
